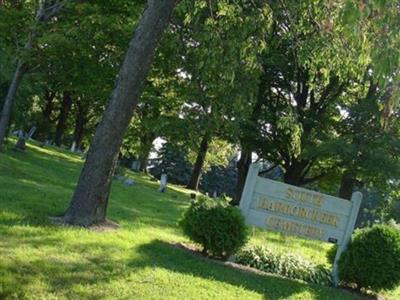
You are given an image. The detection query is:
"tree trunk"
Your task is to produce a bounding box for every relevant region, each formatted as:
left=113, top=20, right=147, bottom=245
left=233, top=74, right=266, bottom=204
left=232, top=149, right=252, bottom=206
left=43, top=91, right=55, bottom=122
left=70, top=101, right=86, bottom=152
left=338, top=172, right=355, bottom=200
left=0, top=1, right=64, bottom=151
left=63, top=0, right=177, bottom=226
left=0, top=61, right=26, bottom=151
left=187, top=133, right=209, bottom=190
left=283, top=160, right=310, bottom=186
left=37, top=90, right=55, bottom=141
left=138, top=133, right=155, bottom=173
left=54, top=92, right=73, bottom=146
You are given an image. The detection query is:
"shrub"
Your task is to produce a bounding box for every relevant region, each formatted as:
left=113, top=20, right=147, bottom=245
left=338, top=224, right=400, bottom=291
left=179, top=197, right=248, bottom=259
left=236, top=245, right=332, bottom=285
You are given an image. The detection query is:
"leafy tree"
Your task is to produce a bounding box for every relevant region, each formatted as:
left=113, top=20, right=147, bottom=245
left=31, top=1, right=143, bottom=147
left=0, top=0, right=66, bottom=151
left=63, top=0, right=178, bottom=226
left=323, top=74, right=400, bottom=199
left=168, top=0, right=270, bottom=190
left=234, top=0, right=400, bottom=203
left=237, top=1, right=358, bottom=189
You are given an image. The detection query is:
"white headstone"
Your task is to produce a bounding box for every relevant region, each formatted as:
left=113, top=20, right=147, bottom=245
left=131, top=160, right=141, bottom=171
left=70, top=141, right=76, bottom=152
left=159, top=174, right=167, bottom=192
left=124, top=178, right=135, bottom=186
left=27, top=126, right=36, bottom=140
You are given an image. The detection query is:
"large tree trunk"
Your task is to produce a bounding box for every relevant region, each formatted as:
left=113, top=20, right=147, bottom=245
left=187, top=133, right=209, bottom=191
left=232, top=149, right=252, bottom=206
left=338, top=172, right=355, bottom=200
left=70, top=101, right=86, bottom=152
left=63, top=0, right=177, bottom=226
left=54, top=92, right=73, bottom=146
left=0, top=62, right=26, bottom=151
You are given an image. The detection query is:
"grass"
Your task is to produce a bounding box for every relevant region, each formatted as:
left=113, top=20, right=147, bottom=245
left=0, top=140, right=398, bottom=299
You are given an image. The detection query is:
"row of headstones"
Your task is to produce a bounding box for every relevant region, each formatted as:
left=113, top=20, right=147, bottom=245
left=113, top=172, right=168, bottom=193
left=13, top=128, right=218, bottom=198
left=11, top=127, right=87, bottom=156
left=115, top=171, right=218, bottom=200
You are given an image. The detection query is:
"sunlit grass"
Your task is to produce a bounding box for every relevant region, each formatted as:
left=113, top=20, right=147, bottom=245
left=0, top=139, right=398, bottom=299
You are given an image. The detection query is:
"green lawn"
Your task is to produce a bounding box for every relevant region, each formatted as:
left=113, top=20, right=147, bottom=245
left=0, top=140, right=398, bottom=299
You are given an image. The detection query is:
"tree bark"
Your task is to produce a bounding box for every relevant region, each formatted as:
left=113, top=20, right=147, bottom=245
left=63, top=0, right=177, bottom=226
left=338, top=172, right=355, bottom=200
left=0, top=62, right=26, bottom=151
left=54, top=92, right=73, bottom=146
left=187, top=133, right=209, bottom=190
left=232, top=149, right=252, bottom=206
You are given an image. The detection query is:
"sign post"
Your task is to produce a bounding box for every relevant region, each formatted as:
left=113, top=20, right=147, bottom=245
left=239, top=163, right=362, bottom=286
left=331, top=191, right=362, bottom=285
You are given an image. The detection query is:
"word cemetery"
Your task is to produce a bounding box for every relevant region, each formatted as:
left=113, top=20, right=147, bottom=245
left=239, top=164, right=362, bottom=285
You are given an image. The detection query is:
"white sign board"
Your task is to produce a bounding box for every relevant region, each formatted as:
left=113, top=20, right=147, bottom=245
left=239, top=164, right=362, bottom=285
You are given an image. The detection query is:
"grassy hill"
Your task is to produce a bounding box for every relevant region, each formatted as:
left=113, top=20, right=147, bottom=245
left=0, top=140, right=398, bottom=299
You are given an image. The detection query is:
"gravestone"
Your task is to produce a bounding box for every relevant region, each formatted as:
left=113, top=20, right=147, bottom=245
left=131, top=160, right=141, bottom=171
left=13, top=127, right=36, bottom=152
left=14, top=137, right=26, bottom=151
left=124, top=178, right=135, bottom=186
left=159, top=173, right=167, bottom=192
left=114, top=175, right=125, bottom=181
left=27, top=126, right=36, bottom=140
left=12, top=129, right=24, bottom=137
left=239, top=163, right=362, bottom=286
left=70, top=141, right=77, bottom=152
left=40, top=139, right=52, bottom=148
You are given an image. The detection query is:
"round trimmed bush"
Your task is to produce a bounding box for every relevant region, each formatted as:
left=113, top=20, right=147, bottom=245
left=179, top=197, right=248, bottom=259
left=338, top=224, right=400, bottom=291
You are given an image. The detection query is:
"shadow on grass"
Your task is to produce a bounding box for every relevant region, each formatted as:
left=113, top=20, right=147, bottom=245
left=0, top=232, right=358, bottom=300
left=1, top=146, right=189, bottom=231
left=0, top=238, right=122, bottom=300
left=129, top=239, right=352, bottom=300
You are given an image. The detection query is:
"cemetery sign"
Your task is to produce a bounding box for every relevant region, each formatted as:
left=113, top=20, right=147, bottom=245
left=239, top=164, right=362, bottom=285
